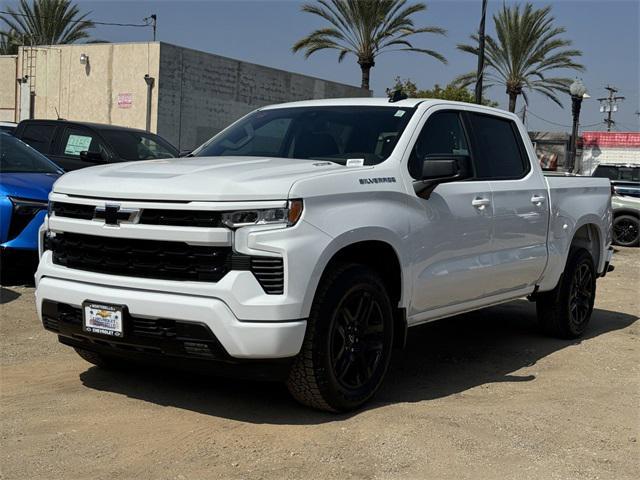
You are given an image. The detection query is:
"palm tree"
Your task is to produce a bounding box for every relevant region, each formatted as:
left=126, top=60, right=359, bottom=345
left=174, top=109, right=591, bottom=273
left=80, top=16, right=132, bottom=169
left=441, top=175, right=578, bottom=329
left=293, top=0, right=447, bottom=90
left=0, top=0, right=95, bottom=48
left=455, top=2, right=584, bottom=112
left=0, top=30, right=20, bottom=55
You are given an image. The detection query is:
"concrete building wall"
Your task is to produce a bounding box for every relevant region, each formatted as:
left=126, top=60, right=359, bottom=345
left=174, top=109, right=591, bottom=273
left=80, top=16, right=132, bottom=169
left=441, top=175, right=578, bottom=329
left=0, top=55, right=17, bottom=122
left=157, top=43, right=369, bottom=150
left=1, top=41, right=368, bottom=150
left=16, top=43, right=160, bottom=130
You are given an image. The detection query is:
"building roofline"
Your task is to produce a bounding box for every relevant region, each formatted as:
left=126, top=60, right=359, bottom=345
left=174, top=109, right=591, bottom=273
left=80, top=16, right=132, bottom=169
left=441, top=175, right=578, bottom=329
left=19, top=40, right=369, bottom=93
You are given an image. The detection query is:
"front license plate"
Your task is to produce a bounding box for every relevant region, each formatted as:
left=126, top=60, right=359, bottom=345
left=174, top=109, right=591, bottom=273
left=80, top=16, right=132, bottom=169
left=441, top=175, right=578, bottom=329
left=83, top=302, right=124, bottom=337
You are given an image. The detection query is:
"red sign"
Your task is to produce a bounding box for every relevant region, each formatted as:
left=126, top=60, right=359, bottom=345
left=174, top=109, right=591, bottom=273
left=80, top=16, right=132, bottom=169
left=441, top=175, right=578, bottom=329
left=580, top=131, right=640, bottom=148
left=117, top=93, right=133, bottom=109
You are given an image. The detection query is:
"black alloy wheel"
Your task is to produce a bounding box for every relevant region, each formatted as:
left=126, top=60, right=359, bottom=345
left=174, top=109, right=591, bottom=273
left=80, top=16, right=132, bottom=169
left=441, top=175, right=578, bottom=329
left=613, top=214, right=640, bottom=247
left=330, top=289, right=385, bottom=390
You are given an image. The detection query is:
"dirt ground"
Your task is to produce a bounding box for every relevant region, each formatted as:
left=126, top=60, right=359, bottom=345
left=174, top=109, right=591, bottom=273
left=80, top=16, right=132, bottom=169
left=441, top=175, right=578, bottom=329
left=1, top=249, right=638, bottom=480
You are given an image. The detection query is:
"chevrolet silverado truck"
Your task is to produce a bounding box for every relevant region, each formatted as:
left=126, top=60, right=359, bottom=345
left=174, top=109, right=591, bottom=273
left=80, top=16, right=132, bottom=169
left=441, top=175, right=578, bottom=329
left=35, top=99, right=613, bottom=412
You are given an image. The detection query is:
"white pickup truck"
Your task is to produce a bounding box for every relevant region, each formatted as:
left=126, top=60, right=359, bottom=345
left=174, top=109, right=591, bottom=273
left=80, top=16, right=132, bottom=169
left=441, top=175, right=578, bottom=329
left=36, top=98, right=613, bottom=412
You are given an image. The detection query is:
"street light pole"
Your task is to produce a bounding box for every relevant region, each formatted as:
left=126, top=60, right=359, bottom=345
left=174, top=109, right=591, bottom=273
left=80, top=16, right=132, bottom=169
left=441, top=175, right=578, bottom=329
left=475, top=0, right=488, bottom=104
left=569, top=79, right=587, bottom=173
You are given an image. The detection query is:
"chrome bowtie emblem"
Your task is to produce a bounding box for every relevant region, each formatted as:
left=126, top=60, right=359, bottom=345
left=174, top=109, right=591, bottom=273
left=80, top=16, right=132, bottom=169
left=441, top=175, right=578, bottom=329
left=94, top=204, right=140, bottom=225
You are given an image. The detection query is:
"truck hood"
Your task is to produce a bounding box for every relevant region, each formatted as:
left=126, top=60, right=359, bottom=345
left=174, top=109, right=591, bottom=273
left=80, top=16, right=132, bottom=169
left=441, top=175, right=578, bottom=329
left=52, top=156, right=348, bottom=201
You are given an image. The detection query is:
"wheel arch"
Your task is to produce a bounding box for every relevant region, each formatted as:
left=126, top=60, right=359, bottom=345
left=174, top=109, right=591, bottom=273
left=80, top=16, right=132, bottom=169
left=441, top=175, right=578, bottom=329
left=301, top=229, right=408, bottom=346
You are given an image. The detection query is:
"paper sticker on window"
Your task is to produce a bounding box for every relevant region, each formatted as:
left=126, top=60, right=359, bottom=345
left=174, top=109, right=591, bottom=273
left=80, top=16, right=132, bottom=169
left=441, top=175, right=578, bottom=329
left=394, top=110, right=406, bottom=117
left=64, top=134, right=92, bottom=156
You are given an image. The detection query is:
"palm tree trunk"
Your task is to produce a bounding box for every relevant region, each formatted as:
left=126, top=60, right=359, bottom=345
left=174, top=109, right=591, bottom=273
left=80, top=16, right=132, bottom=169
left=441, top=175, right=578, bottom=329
left=358, top=58, right=374, bottom=90
left=508, top=92, right=518, bottom=113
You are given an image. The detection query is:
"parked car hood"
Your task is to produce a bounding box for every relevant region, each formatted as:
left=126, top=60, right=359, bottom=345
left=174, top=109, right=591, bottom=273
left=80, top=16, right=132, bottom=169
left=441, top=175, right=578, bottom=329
left=0, top=172, right=60, bottom=201
left=52, top=156, right=349, bottom=201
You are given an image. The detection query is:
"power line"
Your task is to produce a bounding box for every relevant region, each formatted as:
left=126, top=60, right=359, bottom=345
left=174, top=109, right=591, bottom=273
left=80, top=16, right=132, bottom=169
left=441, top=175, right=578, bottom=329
left=0, top=10, right=152, bottom=28
left=525, top=109, right=602, bottom=129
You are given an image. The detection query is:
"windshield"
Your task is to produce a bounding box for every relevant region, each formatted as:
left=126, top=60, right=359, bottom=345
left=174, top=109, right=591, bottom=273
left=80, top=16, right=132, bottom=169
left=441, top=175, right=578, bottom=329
left=101, top=130, right=178, bottom=161
left=193, top=106, right=416, bottom=165
left=0, top=133, right=62, bottom=174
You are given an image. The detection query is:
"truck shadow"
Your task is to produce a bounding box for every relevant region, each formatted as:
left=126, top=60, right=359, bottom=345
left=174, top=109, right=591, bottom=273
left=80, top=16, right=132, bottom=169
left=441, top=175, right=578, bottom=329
left=79, top=300, right=637, bottom=425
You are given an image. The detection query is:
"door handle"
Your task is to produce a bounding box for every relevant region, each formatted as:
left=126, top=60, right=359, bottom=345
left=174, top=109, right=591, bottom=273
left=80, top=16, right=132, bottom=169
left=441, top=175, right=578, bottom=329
left=472, top=197, right=491, bottom=209
left=530, top=195, right=546, bottom=206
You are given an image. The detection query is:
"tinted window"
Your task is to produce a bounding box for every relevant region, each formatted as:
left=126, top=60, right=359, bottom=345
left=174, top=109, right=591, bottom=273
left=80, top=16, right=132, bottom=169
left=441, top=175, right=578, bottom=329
left=0, top=134, right=61, bottom=173
left=101, top=130, right=177, bottom=161
left=20, top=124, right=56, bottom=154
left=593, top=165, right=640, bottom=182
left=193, top=106, right=415, bottom=165
left=409, top=111, right=469, bottom=178
left=468, top=114, right=528, bottom=179
left=59, top=127, right=108, bottom=158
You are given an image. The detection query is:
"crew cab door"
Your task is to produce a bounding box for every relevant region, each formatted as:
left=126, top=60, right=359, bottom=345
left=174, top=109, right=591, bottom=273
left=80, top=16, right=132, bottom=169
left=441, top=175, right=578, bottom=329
left=406, top=108, right=494, bottom=318
left=465, top=112, right=549, bottom=294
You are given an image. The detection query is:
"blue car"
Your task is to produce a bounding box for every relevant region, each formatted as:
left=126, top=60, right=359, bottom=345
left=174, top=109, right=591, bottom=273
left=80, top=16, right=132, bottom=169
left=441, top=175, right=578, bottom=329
left=1, top=132, right=63, bottom=252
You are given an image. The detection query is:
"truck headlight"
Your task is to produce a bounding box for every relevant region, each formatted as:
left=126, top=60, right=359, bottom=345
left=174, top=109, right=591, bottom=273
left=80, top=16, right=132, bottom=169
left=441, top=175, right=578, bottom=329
left=221, top=199, right=303, bottom=228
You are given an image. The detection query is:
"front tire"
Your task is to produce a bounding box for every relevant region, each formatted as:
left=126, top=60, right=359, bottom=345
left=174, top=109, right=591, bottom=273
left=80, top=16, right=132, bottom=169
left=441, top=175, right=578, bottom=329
left=286, top=264, right=394, bottom=412
left=612, top=214, right=639, bottom=247
left=536, top=248, right=596, bottom=339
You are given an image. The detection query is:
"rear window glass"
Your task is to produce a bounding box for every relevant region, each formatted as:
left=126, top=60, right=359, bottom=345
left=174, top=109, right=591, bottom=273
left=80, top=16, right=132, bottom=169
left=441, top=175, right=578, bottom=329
left=468, top=114, right=528, bottom=179
left=20, top=124, right=56, bottom=154
left=593, top=165, right=640, bottom=182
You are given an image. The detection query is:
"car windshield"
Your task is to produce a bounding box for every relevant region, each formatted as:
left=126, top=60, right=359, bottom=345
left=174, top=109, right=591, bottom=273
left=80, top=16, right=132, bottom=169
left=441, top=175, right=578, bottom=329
left=0, top=133, right=61, bottom=173
left=193, top=106, right=416, bottom=165
left=101, top=130, right=178, bottom=161
left=593, top=165, right=640, bottom=182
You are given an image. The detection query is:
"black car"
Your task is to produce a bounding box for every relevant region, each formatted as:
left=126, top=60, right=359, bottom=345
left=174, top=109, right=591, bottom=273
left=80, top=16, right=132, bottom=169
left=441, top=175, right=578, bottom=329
left=592, top=163, right=640, bottom=198
left=14, top=120, right=179, bottom=171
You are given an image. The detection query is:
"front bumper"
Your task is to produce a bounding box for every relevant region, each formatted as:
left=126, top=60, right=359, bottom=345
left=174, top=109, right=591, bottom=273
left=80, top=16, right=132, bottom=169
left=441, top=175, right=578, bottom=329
left=36, top=277, right=306, bottom=360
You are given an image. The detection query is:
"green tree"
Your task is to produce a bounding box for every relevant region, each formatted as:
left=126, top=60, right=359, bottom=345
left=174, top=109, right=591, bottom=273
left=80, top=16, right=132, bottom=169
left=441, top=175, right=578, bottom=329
left=454, top=2, right=584, bottom=112
left=0, top=30, right=20, bottom=55
left=0, top=0, right=95, bottom=48
left=293, top=0, right=447, bottom=90
left=386, top=76, right=498, bottom=106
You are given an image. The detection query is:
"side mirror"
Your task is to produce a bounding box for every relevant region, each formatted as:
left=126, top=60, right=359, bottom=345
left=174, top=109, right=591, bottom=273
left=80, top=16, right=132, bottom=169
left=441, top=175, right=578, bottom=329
left=79, top=150, right=106, bottom=163
left=414, top=154, right=472, bottom=198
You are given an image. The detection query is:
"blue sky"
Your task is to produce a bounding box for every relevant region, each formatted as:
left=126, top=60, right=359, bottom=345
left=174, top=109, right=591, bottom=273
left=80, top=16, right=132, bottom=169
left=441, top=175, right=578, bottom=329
left=4, top=0, right=640, bottom=132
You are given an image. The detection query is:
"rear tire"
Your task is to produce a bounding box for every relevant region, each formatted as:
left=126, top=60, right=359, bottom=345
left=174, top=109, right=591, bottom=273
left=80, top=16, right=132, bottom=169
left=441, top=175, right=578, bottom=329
left=286, top=264, right=394, bottom=412
left=612, top=214, right=639, bottom=247
left=536, top=248, right=596, bottom=339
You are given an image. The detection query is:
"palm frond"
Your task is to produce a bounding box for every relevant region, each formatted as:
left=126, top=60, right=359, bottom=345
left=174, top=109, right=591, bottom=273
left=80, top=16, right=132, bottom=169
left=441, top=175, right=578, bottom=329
left=456, top=1, right=583, bottom=111
left=294, top=0, right=446, bottom=88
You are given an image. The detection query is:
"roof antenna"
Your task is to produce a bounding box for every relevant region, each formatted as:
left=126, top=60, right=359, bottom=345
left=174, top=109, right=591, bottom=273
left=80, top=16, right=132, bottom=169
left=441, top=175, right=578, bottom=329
left=53, top=106, right=63, bottom=120
left=388, top=89, right=408, bottom=103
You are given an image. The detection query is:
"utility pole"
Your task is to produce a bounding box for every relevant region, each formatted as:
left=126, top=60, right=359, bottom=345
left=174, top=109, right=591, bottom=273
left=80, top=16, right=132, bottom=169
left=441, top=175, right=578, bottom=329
left=597, top=86, right=625, bottom=132
left=144, top=14, right=157, bottom=41
left=474, top=0, right=488, bottom=104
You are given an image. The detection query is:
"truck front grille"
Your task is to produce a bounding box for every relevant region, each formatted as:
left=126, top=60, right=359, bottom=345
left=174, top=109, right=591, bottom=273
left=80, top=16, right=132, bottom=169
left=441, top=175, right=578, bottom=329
left=47, top=232, right=285, bottom=292
left=49, top=232, right=231, bottom=282
left=51, top=202, right=222, bottom=227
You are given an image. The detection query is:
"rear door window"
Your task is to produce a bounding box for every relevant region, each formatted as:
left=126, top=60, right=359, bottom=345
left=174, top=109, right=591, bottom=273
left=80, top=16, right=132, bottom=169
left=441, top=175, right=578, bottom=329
left=467, top=113, right=529, bottom=179
left=20, top=124, right=56, bottom=154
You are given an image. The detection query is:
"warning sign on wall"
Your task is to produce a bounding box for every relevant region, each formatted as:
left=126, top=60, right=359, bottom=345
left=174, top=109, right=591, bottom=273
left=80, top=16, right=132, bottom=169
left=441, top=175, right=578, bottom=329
left=117, top=93, right=133, bottom=109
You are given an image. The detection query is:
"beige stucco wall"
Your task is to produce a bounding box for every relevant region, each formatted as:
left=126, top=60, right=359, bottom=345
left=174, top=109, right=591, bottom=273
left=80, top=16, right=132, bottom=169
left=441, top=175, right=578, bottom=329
left=0, top=55, right=17, bottom=122
left=17, top=43, right=160, bottom=131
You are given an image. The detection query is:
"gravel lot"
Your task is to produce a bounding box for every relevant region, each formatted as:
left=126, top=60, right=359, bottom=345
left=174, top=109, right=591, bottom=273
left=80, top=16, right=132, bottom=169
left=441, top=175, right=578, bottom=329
left=1, top=248, right=638, bottom=480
